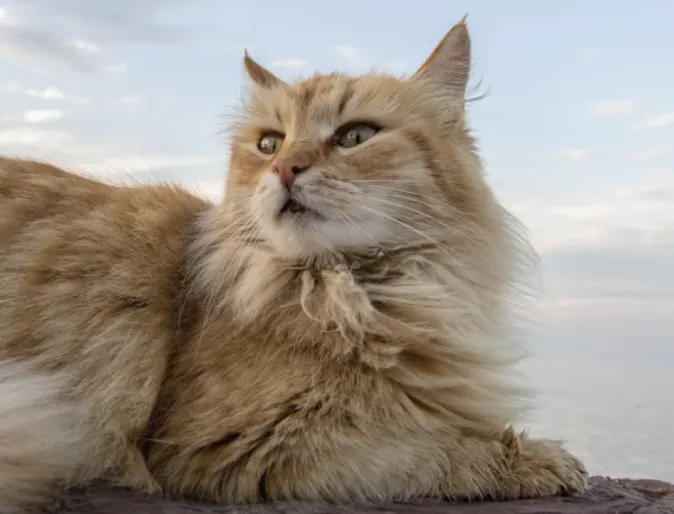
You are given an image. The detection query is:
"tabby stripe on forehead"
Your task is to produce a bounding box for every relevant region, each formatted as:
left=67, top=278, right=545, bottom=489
left=337, top=83, right=355, bottom=116
left=296, top=86, right=314, bottom=114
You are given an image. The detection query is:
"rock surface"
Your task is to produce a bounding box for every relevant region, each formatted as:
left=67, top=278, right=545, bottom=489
left=46, top=477, right=674, bottom=514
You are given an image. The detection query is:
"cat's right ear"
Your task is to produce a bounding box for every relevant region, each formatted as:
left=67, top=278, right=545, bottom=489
left=243, top=50, right=286, bottom=89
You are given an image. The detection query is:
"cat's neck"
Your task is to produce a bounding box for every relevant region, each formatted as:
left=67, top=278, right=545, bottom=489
left=186, top=204, right=514, bottom=345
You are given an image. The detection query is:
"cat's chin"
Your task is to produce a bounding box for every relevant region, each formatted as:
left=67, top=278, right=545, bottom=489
left=264, top=216, right=376, bottom=262
left=264, top=217, right=332, bottom=259
left=259, top=202, right=390, bottom=261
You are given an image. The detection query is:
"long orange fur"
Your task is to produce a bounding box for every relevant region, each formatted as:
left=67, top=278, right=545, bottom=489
left=0, top=19, right=587, bottom=513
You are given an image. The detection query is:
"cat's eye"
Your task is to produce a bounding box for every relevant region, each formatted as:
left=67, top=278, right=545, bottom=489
left=335, top=123, right=379, bottom=149
left=257, top=133, right=284, bottom=155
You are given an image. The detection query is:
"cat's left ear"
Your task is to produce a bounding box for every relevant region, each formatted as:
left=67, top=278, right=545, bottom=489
left=243, top=50, right=287, bottom=89
left=413, top=16, right=471, bottom=115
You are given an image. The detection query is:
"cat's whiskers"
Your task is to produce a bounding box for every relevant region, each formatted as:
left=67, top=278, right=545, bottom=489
left=357, top=204, right=453, bottom=255
left=357, top=184, right=464, bottom=215
left=309, top=188, right=451, bottom=251
left=357, top=186, right=484, bottom=241
left=349, top=181, right=466, bottom=216
left=334, top=211, right=384, bottom=252
left=349, top=179, right=421, bottom=186
left=366, top=196, right=479, bottom=241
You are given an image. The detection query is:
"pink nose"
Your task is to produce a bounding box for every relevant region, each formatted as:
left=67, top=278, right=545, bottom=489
left=273, top=153, right=312, bottom=187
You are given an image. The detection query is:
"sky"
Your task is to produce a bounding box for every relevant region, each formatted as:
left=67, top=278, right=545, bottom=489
left=0, top=0, right=673, bottom=481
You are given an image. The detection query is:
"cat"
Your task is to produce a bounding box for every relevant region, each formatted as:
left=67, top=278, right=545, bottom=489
left=0, top=17, right=588, bottom=513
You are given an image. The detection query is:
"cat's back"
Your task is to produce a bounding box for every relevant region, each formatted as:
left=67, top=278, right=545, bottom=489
left=0, top=157, right=209, bottom=249
left=0, top=156, right=211, bottom=359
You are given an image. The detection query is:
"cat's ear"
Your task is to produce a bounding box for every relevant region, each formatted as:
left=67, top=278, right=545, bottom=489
left=243, top=50, right=286, bottom=89
left=413, top=16, right=471, bottom=102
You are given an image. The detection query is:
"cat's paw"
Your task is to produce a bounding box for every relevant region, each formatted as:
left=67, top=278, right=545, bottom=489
left=504, top=429, right=589, bottom=499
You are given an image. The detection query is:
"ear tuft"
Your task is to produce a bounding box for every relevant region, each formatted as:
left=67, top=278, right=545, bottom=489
left=243, top=51, right=285, bottom=89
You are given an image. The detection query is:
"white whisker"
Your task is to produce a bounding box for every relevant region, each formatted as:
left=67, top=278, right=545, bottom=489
left=357, top=204, right=452, bottom=254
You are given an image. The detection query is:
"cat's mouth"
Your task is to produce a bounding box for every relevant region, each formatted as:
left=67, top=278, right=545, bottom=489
left=278, top=198, right=323, bottom=219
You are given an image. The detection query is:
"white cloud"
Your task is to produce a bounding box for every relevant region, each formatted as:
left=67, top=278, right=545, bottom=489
left=0, top=127, right=216, bottom=185
left=613, top=182, right=674, bottom=203
left=380, top=61, right=407, bottom=75
left=499, top=175, right=674, bottom=254
left=102, top=62, right=127, bottom=74
left=67, top=38, right=100, bottom=54
left=627, top=144, right=672, bottom=163
left=548, top=203, right=614, bottom=220
left=271, top=58, right=308, bottom=69
left=0, top=1, right=198, bottom=73
left=631, top=111, right=674, bottom=132
left=25, top=86, right=64, bottom=99
left=0, top=6, right=18, bottom=25
left=23, top=109, right=65, bottom=123
left=588, top=98, right=638, bottom=117
left=81, top=155, right=213, bottom=175
left=0, top=126, right=72, bottom=146
left=0, top=6, right=102, bottom=73
left=115, top=95, right=142, bottom=106
left=332, top=45, right=373, bottom=73
left=562, top=148, right=591, bottom=161
left=8, top=85, right=91, bottom=104
left=334, top=45, right=359, bottom=59
left=0, top=81, right=21, bottom=93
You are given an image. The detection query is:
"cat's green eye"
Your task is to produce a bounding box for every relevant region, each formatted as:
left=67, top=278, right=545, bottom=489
left=257, top=133, right=284, bottom=155
left=336, top=123, right=379, bottom=149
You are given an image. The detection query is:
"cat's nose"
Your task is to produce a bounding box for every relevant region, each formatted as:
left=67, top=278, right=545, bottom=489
left=273, top=154, right=311, bottom=187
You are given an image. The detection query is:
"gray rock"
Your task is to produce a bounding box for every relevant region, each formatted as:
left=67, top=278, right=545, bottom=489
left=44, top=477, right=674, bottom=514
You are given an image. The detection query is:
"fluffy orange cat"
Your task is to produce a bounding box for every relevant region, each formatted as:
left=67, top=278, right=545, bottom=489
left=0, top=18, right=587, bottom=513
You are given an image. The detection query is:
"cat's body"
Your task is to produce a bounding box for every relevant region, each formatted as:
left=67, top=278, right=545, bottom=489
left=0, top=19, right=587, bottom=513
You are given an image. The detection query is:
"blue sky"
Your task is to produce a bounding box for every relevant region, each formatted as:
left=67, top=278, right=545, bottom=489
left=1, top=0, right=673, bottom=479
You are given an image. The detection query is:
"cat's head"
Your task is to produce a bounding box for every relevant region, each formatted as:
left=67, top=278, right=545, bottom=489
left=224, top=18, right=494, bottom=260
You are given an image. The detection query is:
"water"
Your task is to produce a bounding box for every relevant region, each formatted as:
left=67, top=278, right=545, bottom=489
left=521, top=353, right=673, bottom=482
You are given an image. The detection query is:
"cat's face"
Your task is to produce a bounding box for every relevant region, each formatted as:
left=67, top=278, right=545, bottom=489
left=225, top=19, right=486, bottom=259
